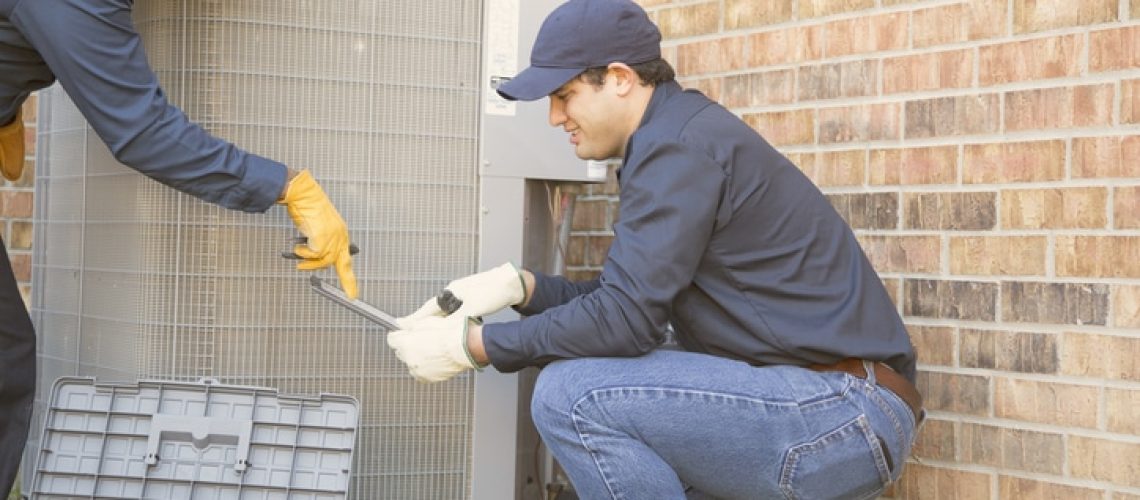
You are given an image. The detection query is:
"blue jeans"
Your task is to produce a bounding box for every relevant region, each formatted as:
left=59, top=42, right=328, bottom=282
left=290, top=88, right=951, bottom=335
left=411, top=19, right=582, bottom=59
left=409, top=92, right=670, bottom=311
left=530, top=350, right=917, bottom=500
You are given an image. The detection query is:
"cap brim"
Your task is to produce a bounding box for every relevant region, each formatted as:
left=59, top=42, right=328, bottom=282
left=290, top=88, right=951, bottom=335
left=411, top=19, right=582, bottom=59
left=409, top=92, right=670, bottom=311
left=495, top=66, right=584, bottom=101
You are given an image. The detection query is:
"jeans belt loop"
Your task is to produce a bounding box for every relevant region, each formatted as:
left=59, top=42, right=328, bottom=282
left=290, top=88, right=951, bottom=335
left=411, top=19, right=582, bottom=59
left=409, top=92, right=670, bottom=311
left=808, top=358, right=924, bottom=425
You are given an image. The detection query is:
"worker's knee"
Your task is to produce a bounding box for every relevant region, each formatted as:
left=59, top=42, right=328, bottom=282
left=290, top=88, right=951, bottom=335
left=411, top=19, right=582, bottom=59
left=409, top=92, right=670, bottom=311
left=530, top=359, right=597, bottom=432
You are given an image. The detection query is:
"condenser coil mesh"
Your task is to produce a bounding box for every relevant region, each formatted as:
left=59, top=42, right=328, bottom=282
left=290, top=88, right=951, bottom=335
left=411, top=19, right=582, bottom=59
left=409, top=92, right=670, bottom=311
left=31, top=1, right=482, bottom=497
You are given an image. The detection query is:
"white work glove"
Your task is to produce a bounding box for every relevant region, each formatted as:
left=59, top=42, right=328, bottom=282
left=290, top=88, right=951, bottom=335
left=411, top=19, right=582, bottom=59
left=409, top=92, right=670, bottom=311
left=387, top=316, right=482, bottom=383
left=399, top=262, right=526, bottom=327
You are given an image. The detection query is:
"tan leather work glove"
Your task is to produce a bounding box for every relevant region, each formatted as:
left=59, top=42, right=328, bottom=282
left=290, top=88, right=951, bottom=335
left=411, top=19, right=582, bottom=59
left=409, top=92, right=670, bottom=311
left=398, top=262, right=526, bottom=328
left=0, top=110, right=25, bottom=182
left=278, top=170, right=358, bottom=298
left=387, top=316, right=482, bottom=383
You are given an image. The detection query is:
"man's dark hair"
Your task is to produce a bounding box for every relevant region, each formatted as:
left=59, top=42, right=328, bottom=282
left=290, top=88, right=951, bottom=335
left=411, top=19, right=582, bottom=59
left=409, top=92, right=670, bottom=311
left=579, top=58, right=675, bottom=88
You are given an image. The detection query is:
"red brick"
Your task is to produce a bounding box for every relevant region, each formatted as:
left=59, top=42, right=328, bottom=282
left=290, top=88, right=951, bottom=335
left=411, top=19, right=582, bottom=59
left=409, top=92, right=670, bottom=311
left=1061, top=332, right=1140, bottom=382
left=894, top=463, right=992, bottom=500
left=979, top=35, right=1083, bottom=86
left=969, top=0, right=1009, bottom=41
left=825, top=12, right=908, bottom=58
left=1004, top=85, right=1114, bottom=132
left=810, top=150, right=865, bottom=187
left=1117, top=186, right=1140, bottom=229
left=995, top=378, right=1099, bottom=428
left=9, top=252, right=29, bottom=282
left=743, top=109, right=815, bottom=147
left=883, top=50, right=973, bottom=94
left=799, top=0, right=874, bottom=19
left=950, top=236, right=1046, bottom=276
left=675, top=37, right=747, bottom=76
left=912, top=4, right=968, bottom=48
left=870, top=146, right=957, bottom=186
left=725, top=0, right=792, bottom=30
left=0, top=191, right=32, bottom=218
left=857, top=235, right=941, bottom=273
left=680, top=77, right=722, bottom=103
left=1125, top=79, right=1140, bottom=123
left=1056, top=236, right=1140, bottom=279
left=998, top=476, right=1104, bottom=500
left=571, top=200, right=610, bottom=231
left=656, top=2, right=719, bottom=39
left=963, top=140, right=1065, bottom=184
left=905, top=94, right=1000, bottom=139
left=1090, top=26, right=1140, bottom=72
left=819, top=103, right=900, bottom=144
left=748, top=26, right=823, bottom=67
left=1013, top=0, right=1117, bottom=34
left=1002, top=188, right=1108, bottom=230
left=585, top=235, right=613, bottom=267
left=721, top=70, right=795, bottom=108
left=1073, top=136, right=1140, bottom=178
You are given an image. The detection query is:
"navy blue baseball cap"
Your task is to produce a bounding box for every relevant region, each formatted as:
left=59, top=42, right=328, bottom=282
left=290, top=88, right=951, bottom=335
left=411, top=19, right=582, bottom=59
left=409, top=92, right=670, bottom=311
left=496, top=0, right=662, bottom=102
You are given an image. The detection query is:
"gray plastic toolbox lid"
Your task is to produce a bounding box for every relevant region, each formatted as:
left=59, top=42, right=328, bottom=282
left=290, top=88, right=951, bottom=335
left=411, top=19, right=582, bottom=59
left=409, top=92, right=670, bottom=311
left=31, top=377, right=359, bottom=499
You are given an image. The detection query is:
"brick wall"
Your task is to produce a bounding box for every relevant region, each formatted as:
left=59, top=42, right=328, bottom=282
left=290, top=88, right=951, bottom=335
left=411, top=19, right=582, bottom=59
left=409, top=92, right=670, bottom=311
left=563, top=1, right=1140, bottom=498
left=0, top=95, right=35, bottom=309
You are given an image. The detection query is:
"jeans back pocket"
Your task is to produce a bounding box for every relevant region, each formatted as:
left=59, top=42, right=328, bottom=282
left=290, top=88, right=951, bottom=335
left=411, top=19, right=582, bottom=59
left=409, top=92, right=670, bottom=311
left=779, top=415, right=891, bottom=500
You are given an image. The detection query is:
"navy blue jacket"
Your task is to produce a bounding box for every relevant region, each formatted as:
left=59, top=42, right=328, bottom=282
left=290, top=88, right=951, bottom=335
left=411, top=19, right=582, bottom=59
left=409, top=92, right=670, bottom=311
left=0, top=0, right=285, bottom=212
left=483, top=81, right=917, bottom=382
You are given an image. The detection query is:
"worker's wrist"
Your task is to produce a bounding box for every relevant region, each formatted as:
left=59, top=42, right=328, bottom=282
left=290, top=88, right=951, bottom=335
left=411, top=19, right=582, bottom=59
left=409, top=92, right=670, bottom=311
left=465, top=322, right=489, bottom=368
left=278, top=167, right=299, bottom=201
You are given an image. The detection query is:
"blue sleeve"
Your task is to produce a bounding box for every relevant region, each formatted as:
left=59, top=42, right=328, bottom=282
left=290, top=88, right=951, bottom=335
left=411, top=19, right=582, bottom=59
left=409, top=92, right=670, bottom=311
left=484, top=141, right=725, bottom=372
left=514, top=271, right=600, bottom=316
left=10, top=0, right=286, bottom=212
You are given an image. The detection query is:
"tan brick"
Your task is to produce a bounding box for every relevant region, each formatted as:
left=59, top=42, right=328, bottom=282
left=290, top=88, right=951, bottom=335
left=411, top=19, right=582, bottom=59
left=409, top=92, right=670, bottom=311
left=722, top=70, right=795, bottom=108
left=819, top=103, right=900, bottom=144
left=9, top=252, right=29, bottom=282
left=680, top=77, right=721, bottom=103
left=969, top=0, right=1009, bottom=41
left=0, top=191, right=32, bottom=218
left=1062, top=332, right=1140, bottom=381
left=1117, top=186, right=1140, bottom=229
left=798, top=60, right=877, bottom=101
left=571, top=200, right=610, bottom=231
left=998, top=476, right=1104, bottom=500
left=895, top=463, right=992, bottom=500
left=905, top=192, right=997, bottom=231
left=725, top=0, right=792, bottom=30
left=811, top=150, right=865, bottom=187
left=748, top=26, right=823, bottom=67
left=963, top=140, right=1065, bottom=184
left=675, top=37, right=747, bottom=76
left=905, top=94, right=1001, bottom=139
left=917, top=371, right=990, bottom=415
left=960, top=329, right=1057, bottom=373
left=1057, top=236, right=1140, bottom=279
left=1004, top=85, right=1115, bottom=132
left=9, top=220, right=32, bottom=250
left=1125, top=79, right=1140, bottom=123
left=1089, top=26, right=1140, bottom=72
left=910, top=325, right=955, bottom=367
left=1013, top=0, right=1117, bottom=34
left=1107, top=388, right=1140, bottom=434
left=870, top=146, right=958, bottom=186
left=979, top=35, right=1083, bottom=86
left=825, top=12, right=908, bottom=58
left=743, top=109, right=815, bottom=147
left=1068, top=436, right=1140, bottom=487
left=656, top=2, right=719, bottom=39
left=1136, top=0, right=1140, bottom=19
left=1073, top=136, right=1140, bottom=178
left=1002, top=188, right=1108, bottom=230
left=911, top=418, right=955, bottom=461
left=800, top=0, right=874, bottom=19
left=1116, top=285, right=1140, bottom=328
left=827, top=192, right=899, bottom=230
left=906, top=280, right=997, bottom=321
left=565, top=268, right=600, bottom=281
left=882, top=277, right=901, bottom=308
left=1003, top=282, right=1110, bottom=326
left=585, top=235, right=613, bottom=267
left=960, top=423, right=1064, bottom=473
left=565, top=237, right=587, bottom=268
left=883, top=50, right=973, bottom=94
left=858, top=235, right=941, bottom=274
left=913, top=4, right=968, bottom=48
left=950, top=236, right=1046, bottom=276
left=994, top=378, right=1098, bottom=428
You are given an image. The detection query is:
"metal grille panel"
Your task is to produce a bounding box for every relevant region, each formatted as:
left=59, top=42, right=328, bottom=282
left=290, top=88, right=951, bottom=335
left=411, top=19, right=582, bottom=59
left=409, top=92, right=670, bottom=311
left=30, top=1, right=482, bottom=497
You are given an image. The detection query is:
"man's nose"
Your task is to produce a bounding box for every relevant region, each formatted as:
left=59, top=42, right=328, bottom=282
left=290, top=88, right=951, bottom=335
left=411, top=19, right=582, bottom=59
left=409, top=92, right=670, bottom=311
left=548, top=98, right=566, bottom=127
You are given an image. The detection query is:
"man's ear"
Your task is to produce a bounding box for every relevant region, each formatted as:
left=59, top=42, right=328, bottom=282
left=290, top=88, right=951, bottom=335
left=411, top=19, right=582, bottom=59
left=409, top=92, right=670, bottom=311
left=606, top=62, right=638, bottom=96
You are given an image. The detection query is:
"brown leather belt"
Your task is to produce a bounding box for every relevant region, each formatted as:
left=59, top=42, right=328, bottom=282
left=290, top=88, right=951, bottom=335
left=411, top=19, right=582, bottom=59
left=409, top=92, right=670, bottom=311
left=809, top=358, right=924, bottom=424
